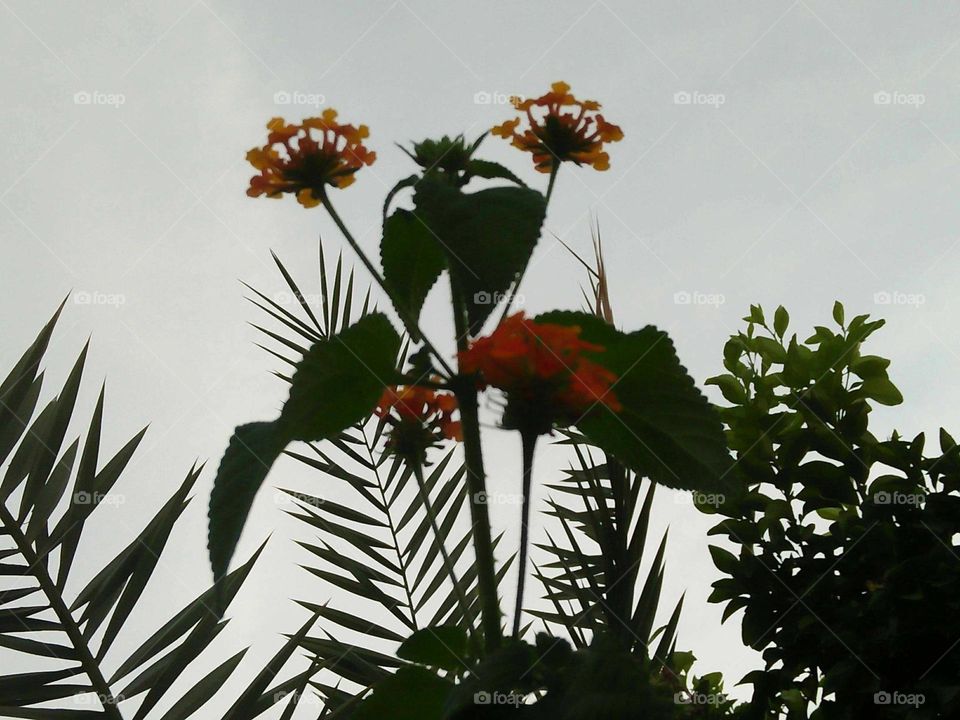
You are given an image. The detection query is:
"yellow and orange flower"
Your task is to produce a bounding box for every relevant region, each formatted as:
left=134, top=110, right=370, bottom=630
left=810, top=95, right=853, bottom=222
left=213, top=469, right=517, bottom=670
left=246, top=110, right=376, bottom=208
left=376, top=384, right=462, bottom=462
left=459, top=313, right=621, bottom=434
left=492, top=82, right=623, bottom=173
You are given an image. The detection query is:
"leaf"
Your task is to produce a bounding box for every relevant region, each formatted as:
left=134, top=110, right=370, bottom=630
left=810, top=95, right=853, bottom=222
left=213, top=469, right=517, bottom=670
left=860, top=377, right=903, bottom=406
left=381, top=210, right=447, bottom=340
left=397, top=626, right=469, bottom=672
left=832, top=300, right=845, bottom=327
left=465, top=159, right=526, bottom=186
left=773, top=306, right=789, bottom=338
left=208, top=422, right=286, bottom=585
left=537, top=311, right=733, bottom=492
left=353, top=666, right=452, bottom=720
left=280, top=313, right=401, bottom=442
left=414, top=180, right=546, bottom=333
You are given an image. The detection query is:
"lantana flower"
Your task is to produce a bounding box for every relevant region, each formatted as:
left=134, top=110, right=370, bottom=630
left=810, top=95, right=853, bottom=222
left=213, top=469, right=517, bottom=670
left=246, top=110, right=376, bottom=208
left=376, top=384, right=462, bottom=464
left=492, top=82, right=623, bottom=173
left=459, top=313, right=621, bottom=436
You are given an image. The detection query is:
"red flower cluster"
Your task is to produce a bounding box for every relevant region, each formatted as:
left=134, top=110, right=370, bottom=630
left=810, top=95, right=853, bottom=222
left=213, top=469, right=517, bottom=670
left=492, top=82, right=623, bottom=173
left=246, top=110, right=376, bottom=208
left=459, top=313, right=621, bottom=434
left=376, top=384, right=462, bottom=462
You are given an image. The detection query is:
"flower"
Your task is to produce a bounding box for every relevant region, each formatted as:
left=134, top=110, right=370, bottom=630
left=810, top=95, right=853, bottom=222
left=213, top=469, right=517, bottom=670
left=491, top=82, right=623, bottom=173
left=459, top=313, right=621, bottom=435
left=246, top=110, right=376, bottom=208
left=376, top=384, right=461, bottom=463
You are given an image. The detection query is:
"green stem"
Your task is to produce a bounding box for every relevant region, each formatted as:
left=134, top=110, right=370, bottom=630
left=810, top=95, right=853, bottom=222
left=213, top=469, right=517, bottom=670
left=1, top=505, right=124, bottom=720
left=320, top=192, right=454, bottom=378
left=512, top=432, right=538, bottom=637
left=450, top=277, right=502, bottom=652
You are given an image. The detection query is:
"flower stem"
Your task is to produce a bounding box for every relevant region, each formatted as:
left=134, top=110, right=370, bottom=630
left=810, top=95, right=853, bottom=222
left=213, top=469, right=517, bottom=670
left=450, top=276, right=502, bottom=652
left=320, top=192, right=454, bottom=377
left=512, top=431, right=538, bottom=637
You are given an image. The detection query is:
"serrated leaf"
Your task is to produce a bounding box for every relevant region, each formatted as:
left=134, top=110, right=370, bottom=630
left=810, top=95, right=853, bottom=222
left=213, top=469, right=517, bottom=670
left=381, top=210, right=446, bottom=339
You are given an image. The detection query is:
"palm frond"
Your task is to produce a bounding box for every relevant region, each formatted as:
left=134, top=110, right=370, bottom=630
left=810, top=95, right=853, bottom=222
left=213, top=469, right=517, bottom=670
left=0, top=303, right=287, bottom=718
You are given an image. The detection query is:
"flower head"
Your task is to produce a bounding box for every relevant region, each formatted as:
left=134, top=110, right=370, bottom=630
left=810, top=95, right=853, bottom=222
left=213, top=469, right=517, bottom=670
left=246, top=110, right=376, bottom=208
left=492, top=82, right=623, bottom=173
left=376, top=384, right=461, bottom=464
left=459, top=313, right=621, bottom=435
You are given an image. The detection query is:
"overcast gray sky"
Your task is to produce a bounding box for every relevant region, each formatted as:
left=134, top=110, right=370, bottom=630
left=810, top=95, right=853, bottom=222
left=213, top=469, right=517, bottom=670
left=4, top=0, right=960, bottom=715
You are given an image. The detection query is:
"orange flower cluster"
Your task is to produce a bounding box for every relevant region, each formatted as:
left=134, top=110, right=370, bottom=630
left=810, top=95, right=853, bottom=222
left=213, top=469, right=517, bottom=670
left=246, top=110, right=376, bottom=208
left=492, top=82, right=623, bottom=173
left=459, top=313, right=621, bottom=434
left=376, top=384, right=462, bottom=462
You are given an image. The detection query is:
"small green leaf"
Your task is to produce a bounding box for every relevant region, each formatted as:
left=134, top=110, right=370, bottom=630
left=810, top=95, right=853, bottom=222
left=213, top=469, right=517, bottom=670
left=465, top=159, right=526, bottom=186
left=381, top=210, right=447, bottom=340
left=860, top=377, right=903, bottom=406
left=832, top=300, right=845, bottom=327
left=397, top=626, right=469, bottom=671
left=773, top=306, right=789, bottom=338
left=281, top=313, right=401, bottom=441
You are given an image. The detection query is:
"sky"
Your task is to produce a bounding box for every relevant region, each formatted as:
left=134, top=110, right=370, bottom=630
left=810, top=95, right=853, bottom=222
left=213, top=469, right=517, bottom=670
left=3, top=0, right=960, bottom=715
